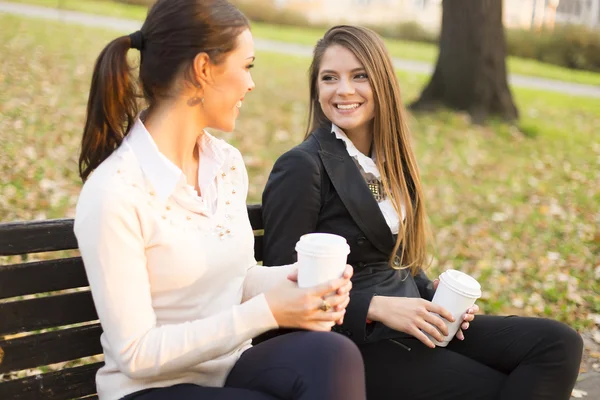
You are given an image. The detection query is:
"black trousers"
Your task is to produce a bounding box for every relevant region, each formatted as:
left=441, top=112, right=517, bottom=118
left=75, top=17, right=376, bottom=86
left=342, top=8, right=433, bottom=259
left=122, top=331, right=365, bottom=400
left=360, top=316, right=583, bottom=400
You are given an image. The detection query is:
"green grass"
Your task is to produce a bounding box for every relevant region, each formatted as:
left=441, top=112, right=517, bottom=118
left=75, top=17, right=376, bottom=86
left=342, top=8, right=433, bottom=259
left=6, top=0, right=600, bottom=87
left=7, top=0, right=150, bottom=19
left=1, top=13, right=598, bottom=332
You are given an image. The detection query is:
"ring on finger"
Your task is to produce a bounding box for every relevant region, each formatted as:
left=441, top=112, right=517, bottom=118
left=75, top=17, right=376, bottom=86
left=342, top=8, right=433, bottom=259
left=319, top=299, right=332, bottom=312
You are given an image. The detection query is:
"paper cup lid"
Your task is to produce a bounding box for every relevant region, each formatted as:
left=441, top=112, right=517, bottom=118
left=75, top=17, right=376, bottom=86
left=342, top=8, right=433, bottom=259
left=295, top=233, right=350, bottom=256
left=440, top=269, right=482, bottom=298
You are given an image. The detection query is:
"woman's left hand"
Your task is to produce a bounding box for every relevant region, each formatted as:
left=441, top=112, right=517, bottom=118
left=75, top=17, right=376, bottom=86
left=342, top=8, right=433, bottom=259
left=432, top=279, right=479, bottom=341
left=456, top=304, right=479, bottom=340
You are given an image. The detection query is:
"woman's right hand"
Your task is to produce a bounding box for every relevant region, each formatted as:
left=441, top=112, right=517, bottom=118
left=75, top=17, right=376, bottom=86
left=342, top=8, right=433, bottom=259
left=367, top=296, right=455, bottom=348
left=264, top=272, right=351, bottom=331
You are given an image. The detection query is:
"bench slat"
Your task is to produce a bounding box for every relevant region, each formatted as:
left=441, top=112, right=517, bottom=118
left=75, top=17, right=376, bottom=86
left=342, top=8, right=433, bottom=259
left=0, top=291, right=97, bottom=336
left=0, top=219, right=77, bottom=256
left=0, top=324, right=102, bottom=373
left=0, top=362, right=102, bottom=400
left=0, top=205, right=262, bottom=257
left=0, top=257, right=89, bottom=300
left=0, top=246, right=264, bottom=300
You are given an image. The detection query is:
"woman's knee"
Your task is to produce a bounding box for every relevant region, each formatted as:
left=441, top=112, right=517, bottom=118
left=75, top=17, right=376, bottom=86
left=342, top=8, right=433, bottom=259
left=555, top=322, right=583, bottom=367
left=537, top=319, right=583, bottom=368
left=300, top=331, right=362, bottom=358
left=291, top=331, right=364, bottom=372
left=248, top=331, right=365, bottom=399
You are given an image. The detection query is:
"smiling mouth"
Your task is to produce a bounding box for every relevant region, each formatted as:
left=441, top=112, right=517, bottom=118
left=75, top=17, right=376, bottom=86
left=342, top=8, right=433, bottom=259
left=335, top=103, right=362, bottom=111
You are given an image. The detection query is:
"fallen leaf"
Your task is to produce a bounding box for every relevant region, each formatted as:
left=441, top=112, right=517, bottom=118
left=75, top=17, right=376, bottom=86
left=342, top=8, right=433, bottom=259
left=571, top=389, right=588, bottom=398
left=588, top=314, right=600, bottom=326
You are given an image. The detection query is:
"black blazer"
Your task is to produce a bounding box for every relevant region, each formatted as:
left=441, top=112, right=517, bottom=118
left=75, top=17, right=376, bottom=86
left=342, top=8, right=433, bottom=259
left=262, top=126, right=436, bottom=345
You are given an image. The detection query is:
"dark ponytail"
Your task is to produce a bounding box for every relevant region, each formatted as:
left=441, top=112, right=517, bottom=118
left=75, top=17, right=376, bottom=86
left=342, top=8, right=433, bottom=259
left=79, top=35, right=139, bottom=181
left=78, top=0, right=249, bottom=182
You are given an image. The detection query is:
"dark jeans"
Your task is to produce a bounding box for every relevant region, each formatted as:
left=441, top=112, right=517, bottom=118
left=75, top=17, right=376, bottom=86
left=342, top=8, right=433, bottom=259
left=121, top=331, right=366, bottom=400
left=360, top=315, right=583, bottom=400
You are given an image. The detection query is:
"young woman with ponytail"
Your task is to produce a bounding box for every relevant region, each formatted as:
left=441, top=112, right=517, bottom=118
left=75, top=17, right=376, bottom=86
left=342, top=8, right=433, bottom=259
left=74, top=1, right=365, bottom=399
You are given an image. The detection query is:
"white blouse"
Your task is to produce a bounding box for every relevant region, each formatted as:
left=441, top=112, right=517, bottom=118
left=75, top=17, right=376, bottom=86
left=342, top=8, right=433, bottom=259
left=332, top=124, right=405, bottom=234
left=74, top=119, right=293, bottom=400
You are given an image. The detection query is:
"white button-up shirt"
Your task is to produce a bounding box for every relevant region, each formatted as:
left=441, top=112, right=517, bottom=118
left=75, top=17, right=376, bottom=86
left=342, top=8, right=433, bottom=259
left=332, top=124, right=405, bottom=234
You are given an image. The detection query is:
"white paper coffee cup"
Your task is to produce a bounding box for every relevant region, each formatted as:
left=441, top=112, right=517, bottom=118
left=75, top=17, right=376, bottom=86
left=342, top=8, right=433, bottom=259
left=427, top=269, right=481, bottom=347
left=295, top=233, right=350, bottom=288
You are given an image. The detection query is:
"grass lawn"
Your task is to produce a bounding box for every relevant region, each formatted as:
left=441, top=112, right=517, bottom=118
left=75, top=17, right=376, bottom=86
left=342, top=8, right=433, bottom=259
left=6, top=0, right=600, bottom=87
left=1, top=13, right=598, bottom=332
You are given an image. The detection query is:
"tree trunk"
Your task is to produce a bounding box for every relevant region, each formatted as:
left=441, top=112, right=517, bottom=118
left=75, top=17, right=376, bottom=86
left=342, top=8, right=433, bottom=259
left=410, top=0, right=519, bottom=123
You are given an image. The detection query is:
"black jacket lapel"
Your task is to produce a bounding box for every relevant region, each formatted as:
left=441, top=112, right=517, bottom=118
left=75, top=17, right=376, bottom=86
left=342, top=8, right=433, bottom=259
left=313, top=127, right=395, bottom=255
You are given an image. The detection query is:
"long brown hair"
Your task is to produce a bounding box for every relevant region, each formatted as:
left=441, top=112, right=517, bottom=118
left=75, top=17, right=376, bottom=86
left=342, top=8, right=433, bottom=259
left=306, top=25, right=429, bottom=274
left=79, top=0, right=249, bottom=181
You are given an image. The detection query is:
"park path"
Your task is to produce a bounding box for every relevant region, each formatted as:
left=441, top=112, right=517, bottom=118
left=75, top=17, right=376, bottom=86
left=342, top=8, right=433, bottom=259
left=1, top=1, right=600, bottom=98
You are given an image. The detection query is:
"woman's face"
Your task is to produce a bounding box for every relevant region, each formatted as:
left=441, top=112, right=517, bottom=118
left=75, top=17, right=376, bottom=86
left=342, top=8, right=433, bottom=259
left=317, top=44, right=375, bottom=138
left=203, top=29, right=255, bottom=132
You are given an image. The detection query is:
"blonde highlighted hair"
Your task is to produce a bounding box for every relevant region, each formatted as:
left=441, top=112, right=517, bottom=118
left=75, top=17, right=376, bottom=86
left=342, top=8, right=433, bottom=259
left=306, top=25, right=429, bottom=274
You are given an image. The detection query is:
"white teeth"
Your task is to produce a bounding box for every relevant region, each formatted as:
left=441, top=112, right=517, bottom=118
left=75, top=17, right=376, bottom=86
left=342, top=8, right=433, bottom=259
left=337, top=103, right=360, bottom=110
left=236, top=100, right=242, bottom=108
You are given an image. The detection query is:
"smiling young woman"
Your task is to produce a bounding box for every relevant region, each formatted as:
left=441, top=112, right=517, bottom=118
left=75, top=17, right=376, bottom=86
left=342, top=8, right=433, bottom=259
left=262, top=25, right=583, bottom=400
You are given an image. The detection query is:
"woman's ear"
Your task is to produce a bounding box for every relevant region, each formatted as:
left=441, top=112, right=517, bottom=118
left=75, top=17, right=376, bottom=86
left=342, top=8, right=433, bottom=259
left=192, top=52, right=211, bottom=88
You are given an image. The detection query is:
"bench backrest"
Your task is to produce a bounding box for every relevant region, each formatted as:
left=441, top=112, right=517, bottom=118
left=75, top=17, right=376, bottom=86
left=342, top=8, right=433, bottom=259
left=0, top=205, right=264, bottom=400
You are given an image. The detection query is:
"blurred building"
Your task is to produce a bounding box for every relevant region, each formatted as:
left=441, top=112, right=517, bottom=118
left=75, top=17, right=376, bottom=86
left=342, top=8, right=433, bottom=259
left=555, top=0, right=600, bottom=28
left=271, top=0, right=600, bottom=30
left=273, top=0, right=442, bottom=29
left=506, top=0, right=600, bottom=29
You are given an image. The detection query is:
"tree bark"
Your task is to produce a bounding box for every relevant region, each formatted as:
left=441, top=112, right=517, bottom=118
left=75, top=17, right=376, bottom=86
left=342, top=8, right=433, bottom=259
left=410, top=0, right=519, bottom=123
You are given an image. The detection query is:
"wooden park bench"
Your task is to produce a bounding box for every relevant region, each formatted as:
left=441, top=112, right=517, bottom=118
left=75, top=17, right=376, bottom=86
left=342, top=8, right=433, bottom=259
left=0, top=205, right=265, bottom=400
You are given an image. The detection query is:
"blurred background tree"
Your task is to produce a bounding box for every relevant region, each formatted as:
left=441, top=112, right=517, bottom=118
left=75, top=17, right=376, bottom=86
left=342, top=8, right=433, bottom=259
left=410, top=0, right=519, bottom=123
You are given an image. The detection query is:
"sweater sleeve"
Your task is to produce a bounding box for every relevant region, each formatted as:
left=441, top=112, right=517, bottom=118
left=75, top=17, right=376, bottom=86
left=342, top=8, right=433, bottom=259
left=74, top=185, right=278, bottom=380
left=242, top=263, right=297, bottom=302
left=236, top=146, right=298, bottom=302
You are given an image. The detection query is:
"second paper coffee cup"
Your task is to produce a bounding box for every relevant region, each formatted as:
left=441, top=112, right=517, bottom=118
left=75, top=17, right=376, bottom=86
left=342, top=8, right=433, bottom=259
left=295, top=233, right=350, bottom=288
left=428, top=269, right=482, bottom=347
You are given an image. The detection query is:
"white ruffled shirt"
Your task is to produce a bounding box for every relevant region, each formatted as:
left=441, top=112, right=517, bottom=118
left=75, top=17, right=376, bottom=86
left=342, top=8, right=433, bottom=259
left=332, top=124, right=404, bottom=235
